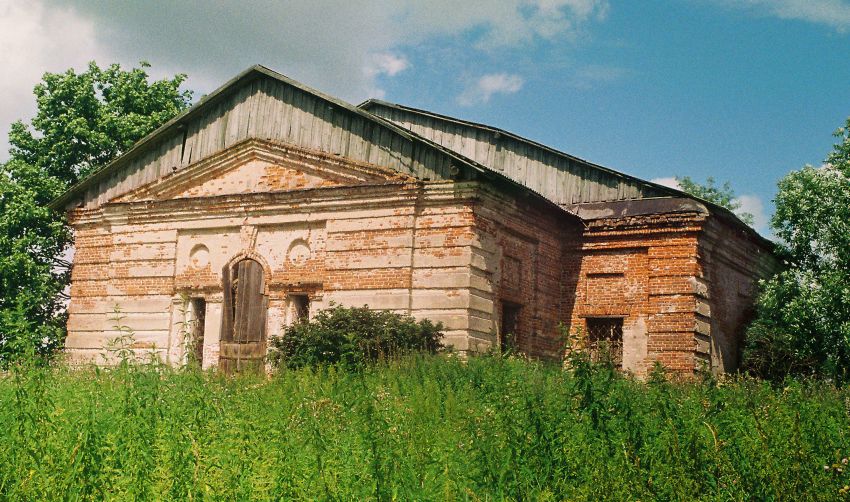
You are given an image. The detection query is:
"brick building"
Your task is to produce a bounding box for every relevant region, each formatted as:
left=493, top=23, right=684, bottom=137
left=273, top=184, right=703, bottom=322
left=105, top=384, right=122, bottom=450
left=52, top=66, right=776, bottom=375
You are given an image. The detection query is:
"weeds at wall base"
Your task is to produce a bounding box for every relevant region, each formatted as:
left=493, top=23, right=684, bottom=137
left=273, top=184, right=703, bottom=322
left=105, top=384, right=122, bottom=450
left=2, top=354, right=850, bottom=500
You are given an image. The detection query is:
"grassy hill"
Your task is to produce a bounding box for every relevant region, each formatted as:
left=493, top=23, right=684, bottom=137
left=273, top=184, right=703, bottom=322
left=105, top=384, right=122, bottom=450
left=2, top=354, right=849, bottom=500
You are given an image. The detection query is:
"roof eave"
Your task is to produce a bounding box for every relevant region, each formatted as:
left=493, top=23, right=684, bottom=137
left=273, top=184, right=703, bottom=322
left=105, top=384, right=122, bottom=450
left=359, top=98, right=775, bottom=247
left=357, top=99, right=706, bottom=200
left=50, top=65, right=420, bottom=211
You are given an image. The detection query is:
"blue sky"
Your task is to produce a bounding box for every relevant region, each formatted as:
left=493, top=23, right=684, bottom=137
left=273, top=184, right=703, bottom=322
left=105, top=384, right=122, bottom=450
left=2, top=0, right=850, bottom=236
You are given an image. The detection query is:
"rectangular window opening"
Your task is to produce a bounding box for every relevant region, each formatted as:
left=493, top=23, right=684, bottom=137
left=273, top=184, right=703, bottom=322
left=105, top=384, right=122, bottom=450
left=500, top=301, right=521, bottom=352
left=190, top=298, right=206, bottom=366
left=290, top=295, right=310, bottom=324
left=586, top=317, right=624, bottom=368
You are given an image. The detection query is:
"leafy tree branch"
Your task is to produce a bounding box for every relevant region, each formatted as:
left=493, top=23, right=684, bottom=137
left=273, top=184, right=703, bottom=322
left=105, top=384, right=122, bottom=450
left=0, top=61, right=192, bottom=365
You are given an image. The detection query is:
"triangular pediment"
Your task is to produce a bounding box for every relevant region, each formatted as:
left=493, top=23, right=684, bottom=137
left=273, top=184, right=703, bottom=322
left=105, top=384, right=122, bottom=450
left=53, top=66, right=478, bottom=211
left=115, top=138, right=413, bottom=203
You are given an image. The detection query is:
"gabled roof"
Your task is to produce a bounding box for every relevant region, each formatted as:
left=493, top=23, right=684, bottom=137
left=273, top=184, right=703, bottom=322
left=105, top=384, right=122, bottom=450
left=51, top=65, right=408, bottom=209
left=360, top=98, right=773, bottom=246
left=49, top=65, right=770, bottom=248
left=50, top=65, right=562, bottom=215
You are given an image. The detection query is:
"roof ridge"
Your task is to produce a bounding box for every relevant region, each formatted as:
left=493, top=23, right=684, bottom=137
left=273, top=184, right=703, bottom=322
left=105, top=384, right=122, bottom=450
left=52, top=65, right=420, bottom=210
left=358, top=98, right=774, bottom=246
left=358, top=98, right=686, bottom=197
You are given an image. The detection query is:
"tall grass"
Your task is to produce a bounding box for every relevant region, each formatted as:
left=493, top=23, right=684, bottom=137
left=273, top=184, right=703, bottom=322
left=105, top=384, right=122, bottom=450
left=1, top=354, right=849, bottom=500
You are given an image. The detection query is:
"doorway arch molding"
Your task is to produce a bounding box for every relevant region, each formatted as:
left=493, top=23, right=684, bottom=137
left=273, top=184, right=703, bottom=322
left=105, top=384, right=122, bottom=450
left=223, top=250, right=272, bottom=294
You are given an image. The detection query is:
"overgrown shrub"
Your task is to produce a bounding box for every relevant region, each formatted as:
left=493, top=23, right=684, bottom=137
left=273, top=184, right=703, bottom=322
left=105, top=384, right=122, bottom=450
left=267, top=304, right=443, bottom=369
left=742, top=115, right=850, bottom=383
left=0, top=296, right=64, bottom=368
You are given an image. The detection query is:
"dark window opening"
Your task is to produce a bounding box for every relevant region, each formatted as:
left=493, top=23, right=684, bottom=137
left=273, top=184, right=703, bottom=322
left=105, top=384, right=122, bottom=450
left=291, top=295, right=310, bottom=323
left=500, top=302, right=521, bottom=352
left=190, top=298, right=206, bottom=366
left=586, top=317, right=624, bottom=368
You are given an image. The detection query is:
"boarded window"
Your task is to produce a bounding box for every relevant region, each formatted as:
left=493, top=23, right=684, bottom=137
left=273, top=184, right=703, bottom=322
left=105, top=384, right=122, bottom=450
left=220, top=259, right=268, bottom=373
left=501, top=302, right=521, bottom=351
left=501, top=256, right=522, bottom=294
left=586, top=317, right=624, bottom=368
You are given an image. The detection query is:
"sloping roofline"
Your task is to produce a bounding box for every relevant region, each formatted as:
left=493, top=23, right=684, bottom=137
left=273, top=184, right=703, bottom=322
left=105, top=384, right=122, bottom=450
left=50, top=65, right=772, bottom=249
left=359, top=98, right=774, bottom=248
left=52, top=65, right=421, bottom=209
left=358, top=98, right=691, bottom=198
left=49, top=65, right=569, bottom=219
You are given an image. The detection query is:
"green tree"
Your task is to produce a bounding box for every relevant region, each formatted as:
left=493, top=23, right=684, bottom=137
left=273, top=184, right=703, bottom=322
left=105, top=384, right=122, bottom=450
left=743, top=117, right=850, bottom=382
left=675, top=176, right=755, bottom=226
left=0, top=61, right=192, bottom=364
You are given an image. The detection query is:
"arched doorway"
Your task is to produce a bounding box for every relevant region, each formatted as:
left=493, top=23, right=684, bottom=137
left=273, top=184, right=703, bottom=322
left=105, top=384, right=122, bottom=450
left=219, top=258, right=268, bottom=373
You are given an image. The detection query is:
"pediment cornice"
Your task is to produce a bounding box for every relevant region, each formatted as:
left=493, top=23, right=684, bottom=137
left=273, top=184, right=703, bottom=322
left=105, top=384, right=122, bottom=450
left=114, top=138, right=414, bottom=203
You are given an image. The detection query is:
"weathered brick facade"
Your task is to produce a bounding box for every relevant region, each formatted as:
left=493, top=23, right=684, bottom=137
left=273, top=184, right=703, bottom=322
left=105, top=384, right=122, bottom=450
left=57, top=66, right=776, bottom=375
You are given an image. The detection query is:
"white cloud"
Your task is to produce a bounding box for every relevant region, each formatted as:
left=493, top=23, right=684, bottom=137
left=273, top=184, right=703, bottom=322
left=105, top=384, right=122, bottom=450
left=363, top=52, right=410, bottom=98
left=735, top=193, right=771, bottom=235
left=458, top=73, right=525, bottom=106
left=0, top=0, right=108, bottom=160
left=715, top=0, right=850, bottom=31
left=650, top=177, right=682, bottom=189
left=385, top=0, right=609, bottom=49
left=35, top=0, right=607, bottom=101
left=1, top=0, right=610, bottom=158
left=365, top=53, right=410, bottom=78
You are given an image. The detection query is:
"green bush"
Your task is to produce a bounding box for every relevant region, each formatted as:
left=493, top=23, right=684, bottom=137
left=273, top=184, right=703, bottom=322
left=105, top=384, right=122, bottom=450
left=742, top=115, right=850, bottom=383
left=267, top=304, right=444, bottom=369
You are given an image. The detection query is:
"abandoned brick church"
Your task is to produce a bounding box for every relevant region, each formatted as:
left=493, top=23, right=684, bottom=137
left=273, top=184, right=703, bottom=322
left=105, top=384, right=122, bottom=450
left=52, top=65, right=776, bottom=375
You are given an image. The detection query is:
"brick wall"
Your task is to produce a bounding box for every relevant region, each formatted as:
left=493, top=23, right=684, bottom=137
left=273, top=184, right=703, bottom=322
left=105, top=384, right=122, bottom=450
left=470, top=186, right=580, bottom=359
left=554, top=210, right=775, bottom=377
left=698, top=215, right=778, bottom=373
left=65, top=143, right=488, bottom=365
left=64, top=141, right=776, bottom=375
left=559, top=213, right=708, bottom=377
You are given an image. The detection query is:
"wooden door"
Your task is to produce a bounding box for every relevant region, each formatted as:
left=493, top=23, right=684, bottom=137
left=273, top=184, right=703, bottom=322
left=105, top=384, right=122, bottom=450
left=219, top=259, right=268, bottom=373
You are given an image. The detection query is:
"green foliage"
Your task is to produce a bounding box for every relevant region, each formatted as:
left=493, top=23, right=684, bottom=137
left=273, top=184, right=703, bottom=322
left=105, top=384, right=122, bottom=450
left=8, top=61, right=192, bottom=184
left=268, top=304, right=444, bottom=369
left=743, top=117, right=850, bottom=382
left=2, top=355, right=850, bottom=499
left=676, top=175, right=755, bottom=225
left=0, top=62, right=192, bottom=364
left=103, top=306, right=140, bottom=367
left=0, top=160, right=70, bottom=365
